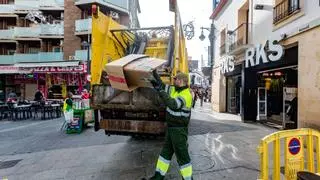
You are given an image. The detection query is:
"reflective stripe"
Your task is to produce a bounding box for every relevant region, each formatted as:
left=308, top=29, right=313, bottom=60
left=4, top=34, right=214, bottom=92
left=181, top=107, right=191, bottom=112
left=177, top=96, right=186, bottom=106
left=166, top=107, right=190, bottom=117
left=165, top=85, right=170, bottom=93
left=180, top=163, right=192, bottom=179
left=155, top=156, right=170, bottom=176
left=175, top=98, right=182, bottom=108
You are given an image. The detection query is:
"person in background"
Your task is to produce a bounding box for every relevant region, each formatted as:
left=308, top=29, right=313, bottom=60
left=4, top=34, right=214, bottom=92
left=81, top=89, right=90, bottom=99
left=192, top=88, right=198, bottom=108
left=199, top=88, right=204, bottom=107
left=34, top=89, right=44, bottom=101
left=7, top=90, right=17, bottom=103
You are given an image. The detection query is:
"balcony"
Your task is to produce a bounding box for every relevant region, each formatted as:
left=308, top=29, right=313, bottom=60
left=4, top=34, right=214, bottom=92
left=14, top=27, right=41, bottom=39
left=0, top=29, right=15, bottom=40
left=75, top=18, right=92, bottom=35
left=75, top=49, right=91, bottom=60
left=273, top=0, right=300, bottom=24
left=39, top=52, right=64, bottom=61
left=0, top=5, right=15, bottom=16
left=14, top=53, right=40, bottom=63
left=14, top=0, right=39, bottom=12
left=0, top=52, right=64, bottom=64
left=40, top=23, right=64, bottom=38
left=220, top=44, right=226, bottom=56
left=39, top=0, right=64, bottom=10
left=74, top=0, right=128, bottom=13
left=228, top=23, right=251, bottom=55
left=0, top=55, right=14, bottom=64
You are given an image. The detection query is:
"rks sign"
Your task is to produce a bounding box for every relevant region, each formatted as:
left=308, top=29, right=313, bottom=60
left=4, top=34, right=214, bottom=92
left=220, top=56, right=235, bottom=74
left=245, top=39, right=284, bottom=68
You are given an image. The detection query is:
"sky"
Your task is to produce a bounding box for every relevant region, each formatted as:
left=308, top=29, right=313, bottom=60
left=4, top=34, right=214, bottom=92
left=138, top=0, right=213, bottom=67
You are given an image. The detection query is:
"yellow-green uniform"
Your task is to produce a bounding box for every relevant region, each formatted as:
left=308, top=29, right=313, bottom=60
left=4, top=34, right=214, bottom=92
left=152, top=84, right=193, bottom=180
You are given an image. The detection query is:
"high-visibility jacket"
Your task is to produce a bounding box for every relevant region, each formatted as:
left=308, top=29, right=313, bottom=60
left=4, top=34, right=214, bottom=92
left=159, top=85, right=192, bottom=127
left=63, top=98, right=73, bottom=112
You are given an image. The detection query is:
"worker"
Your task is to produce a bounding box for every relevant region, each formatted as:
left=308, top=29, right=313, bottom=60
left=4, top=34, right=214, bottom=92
left=63, top=92, right=74, bottom=124
left=148, top=71, right=193, bottom=180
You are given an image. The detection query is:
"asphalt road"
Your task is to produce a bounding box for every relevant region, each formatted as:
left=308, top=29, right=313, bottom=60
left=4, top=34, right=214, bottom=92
left=0, top=103, right=276, bottom=179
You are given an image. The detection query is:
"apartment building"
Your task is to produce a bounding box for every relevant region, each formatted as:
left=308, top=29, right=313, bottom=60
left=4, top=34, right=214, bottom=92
left=0, top=0, right=140, bottom=101
left=210, top=0, right=320, bottom=129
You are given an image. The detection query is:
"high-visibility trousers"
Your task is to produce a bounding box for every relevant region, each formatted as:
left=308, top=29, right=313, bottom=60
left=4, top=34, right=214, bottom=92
left=152, top=127, right=193, bottom=180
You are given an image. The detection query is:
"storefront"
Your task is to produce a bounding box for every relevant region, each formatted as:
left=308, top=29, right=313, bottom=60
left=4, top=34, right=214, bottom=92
left=225, top=64, right=242, bottom=115
left=0, top=61, right=88, bottom=101
left=242, top=40, right=298, bottom=129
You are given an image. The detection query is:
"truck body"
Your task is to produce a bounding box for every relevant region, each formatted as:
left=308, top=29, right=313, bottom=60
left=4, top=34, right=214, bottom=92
left=90, top=2, right=189, bottom=136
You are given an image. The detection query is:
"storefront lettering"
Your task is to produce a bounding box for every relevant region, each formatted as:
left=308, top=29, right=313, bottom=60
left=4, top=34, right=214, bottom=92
left=220, top=56, right=235, bottom=74
left=245, top=40, right=284, bottom=68
left=21, top=64, right=86, bottom=73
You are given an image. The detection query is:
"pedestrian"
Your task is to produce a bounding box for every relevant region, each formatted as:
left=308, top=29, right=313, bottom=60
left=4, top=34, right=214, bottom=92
left=147, top=71, right=193, bottom=180
left=34, top=89, right=44, bottom=101
left=199, top=89, right=204, bottom=107
left=192, top=88, right=198, bottom=108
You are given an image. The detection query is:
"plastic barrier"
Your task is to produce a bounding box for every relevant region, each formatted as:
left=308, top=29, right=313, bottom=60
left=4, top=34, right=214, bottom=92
left=257, top=128, right=320, bottom=180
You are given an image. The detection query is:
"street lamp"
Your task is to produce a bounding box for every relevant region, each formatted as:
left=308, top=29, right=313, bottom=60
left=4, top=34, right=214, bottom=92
left=199, top=23, right=215, bottom=84
left=81, top=40, right=91, bottom=90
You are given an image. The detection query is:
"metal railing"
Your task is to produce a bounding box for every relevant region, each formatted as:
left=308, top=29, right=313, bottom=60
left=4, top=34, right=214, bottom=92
left=228, top=23, right=250, bottom=52
left=220, top=44, right=226, bottom=55
left=273, top=0, right=300, bottom=24
left=75, top=18, right=92, bottom=33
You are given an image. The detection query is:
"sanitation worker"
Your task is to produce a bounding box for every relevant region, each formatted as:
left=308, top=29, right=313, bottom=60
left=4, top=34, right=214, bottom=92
left=148, top=71, right=193, bottom=180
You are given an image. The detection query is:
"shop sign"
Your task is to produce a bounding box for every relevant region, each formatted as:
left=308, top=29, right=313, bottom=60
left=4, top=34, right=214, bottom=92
left=245, top=39, right=284, bottom=68
left=220, top=56, right=235, bottom=74
left=21, top=64, right=87, bottom=73
left=0, top=66, right=30, bottom=74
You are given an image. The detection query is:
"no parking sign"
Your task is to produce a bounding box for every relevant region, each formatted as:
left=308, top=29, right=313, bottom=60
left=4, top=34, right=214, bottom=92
left=288, top=137, right=301, bottom=155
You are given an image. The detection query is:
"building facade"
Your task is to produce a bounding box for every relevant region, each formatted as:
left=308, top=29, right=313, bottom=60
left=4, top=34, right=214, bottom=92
left=210, top=0, right=320, bottom=129
left=0, top=0, right=139, bottom=101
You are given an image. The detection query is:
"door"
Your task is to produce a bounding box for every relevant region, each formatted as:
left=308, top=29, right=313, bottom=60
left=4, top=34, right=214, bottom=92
left=257, top=87, right=267, bottom=120
left=25, top=84, right=37, bottom=100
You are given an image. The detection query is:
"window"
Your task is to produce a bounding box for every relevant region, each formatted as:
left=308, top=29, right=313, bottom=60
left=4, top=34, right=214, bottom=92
left=273, top=0, right=300, bottom=24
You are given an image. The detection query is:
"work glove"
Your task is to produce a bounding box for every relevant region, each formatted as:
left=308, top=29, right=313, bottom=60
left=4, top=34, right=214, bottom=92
left=150, top=70, right=164, bottom=91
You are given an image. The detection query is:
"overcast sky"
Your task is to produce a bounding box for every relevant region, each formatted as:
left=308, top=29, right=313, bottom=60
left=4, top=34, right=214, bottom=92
left=138, top=0, right=212, bottom=66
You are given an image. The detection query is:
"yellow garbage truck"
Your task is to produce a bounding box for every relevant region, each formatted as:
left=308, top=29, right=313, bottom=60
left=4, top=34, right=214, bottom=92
left=90, top=1, right=189, bottom=136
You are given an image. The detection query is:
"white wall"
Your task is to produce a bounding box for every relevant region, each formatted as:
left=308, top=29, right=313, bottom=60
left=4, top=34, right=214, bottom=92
left=213, top=0, right=248, bottom=67
left=251, top=0, right=274, bottom=44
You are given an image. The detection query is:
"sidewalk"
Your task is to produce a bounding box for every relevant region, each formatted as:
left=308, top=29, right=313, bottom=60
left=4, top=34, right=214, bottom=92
left=192, top=102, right=241, bottom=121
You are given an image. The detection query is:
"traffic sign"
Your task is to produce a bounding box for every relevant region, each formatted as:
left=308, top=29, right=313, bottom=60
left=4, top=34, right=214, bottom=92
left=288, top=138, right=301, bottom=155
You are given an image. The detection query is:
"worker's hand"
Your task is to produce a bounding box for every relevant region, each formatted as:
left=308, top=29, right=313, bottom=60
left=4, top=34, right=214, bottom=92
left=150, top=70, right=164, bottom=91
left=150, top=79, right=163, bottom=91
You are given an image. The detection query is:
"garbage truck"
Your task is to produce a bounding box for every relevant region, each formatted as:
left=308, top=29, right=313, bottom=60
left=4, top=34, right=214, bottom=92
left=90, top=1, right=189, bottom=136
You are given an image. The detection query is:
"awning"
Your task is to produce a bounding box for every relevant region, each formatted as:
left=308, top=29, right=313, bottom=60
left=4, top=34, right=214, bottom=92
left=14, top=61, right=81, bottom=68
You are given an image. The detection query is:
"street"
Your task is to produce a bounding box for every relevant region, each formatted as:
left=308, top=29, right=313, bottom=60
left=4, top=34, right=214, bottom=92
left=0, top=103, right=276, bottom=180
